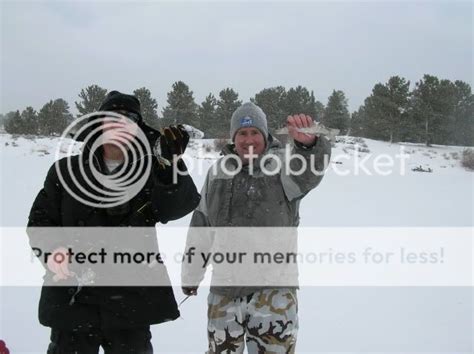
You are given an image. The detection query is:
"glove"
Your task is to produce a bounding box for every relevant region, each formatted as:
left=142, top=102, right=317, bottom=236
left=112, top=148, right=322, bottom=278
left=153, top=125, right=190, bottom=168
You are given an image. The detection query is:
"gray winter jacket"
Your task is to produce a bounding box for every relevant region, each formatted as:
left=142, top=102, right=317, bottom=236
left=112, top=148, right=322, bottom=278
left=182, top=135, right=331, bottom=298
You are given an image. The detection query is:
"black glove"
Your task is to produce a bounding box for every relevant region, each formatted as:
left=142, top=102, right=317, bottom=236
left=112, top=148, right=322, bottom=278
left=154, top=125, right=189, bottom=167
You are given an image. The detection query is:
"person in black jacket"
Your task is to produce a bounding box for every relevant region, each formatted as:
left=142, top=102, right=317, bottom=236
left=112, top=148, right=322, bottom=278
left=27, top=91, right=200, bottom=354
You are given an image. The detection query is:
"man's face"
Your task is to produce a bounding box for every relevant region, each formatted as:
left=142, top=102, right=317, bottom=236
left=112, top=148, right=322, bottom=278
left=234, top=127, right=266, bottom=162
left=102, top=110, right=138, bottom=146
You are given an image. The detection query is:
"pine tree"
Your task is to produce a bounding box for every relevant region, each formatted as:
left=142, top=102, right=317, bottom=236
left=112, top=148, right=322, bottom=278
left=350, top=106, right=367, bottom=137
left=307, top=91, right=319, bottom=122
left=450, top=80, right=473, bottom=146
left=384, top=76, right=410, bottom=143
left=409, top=75, right=456, bottom=146
left=213, top=88, right=241, bottom=138
left=362, top=91, right=385, bottom=140
left=323, top=90, right=350, bottom=134
left=38, top=99, right=73, bottom=136
left=4, top=110, right=23, bottom=134
left=362, top=77, right=410, bottom=142
left=75, top=85, right=107, bottom=116
left=314, top=100, right=325, bottom=122
left=21, top=106, right=39, bottom=134
left=38, top=101, right=53, bottom=135
left=133, top=87, right=159, bottom=128
left=198, top=93, right=217, bottom=138
left=162, top=81, right=198, bottom=126
left=284, top=86, right=313, bottom=118
left=252, top=86, right=287, bottom=131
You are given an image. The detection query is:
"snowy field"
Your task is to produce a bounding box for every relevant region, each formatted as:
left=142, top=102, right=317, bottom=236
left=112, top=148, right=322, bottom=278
left=0, top=133, right=472, bottom=353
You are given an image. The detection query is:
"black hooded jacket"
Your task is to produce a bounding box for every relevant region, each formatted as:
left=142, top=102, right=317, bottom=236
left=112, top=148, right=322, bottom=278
left=27, top=118, right=200, bottom=330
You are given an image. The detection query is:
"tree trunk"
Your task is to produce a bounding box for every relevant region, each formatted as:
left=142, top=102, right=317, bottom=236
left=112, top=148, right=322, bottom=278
left=425, top=117, right=431, bottom=146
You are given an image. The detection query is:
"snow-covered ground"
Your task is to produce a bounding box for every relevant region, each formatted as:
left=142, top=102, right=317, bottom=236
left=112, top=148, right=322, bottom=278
left=0, top=133, right=472, bottom=353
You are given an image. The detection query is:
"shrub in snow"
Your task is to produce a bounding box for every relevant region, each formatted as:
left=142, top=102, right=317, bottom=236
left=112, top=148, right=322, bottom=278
left=461, top=149, right=474, bottom=171
left=352, top=137, right=366, bottom=144
left=343, top=137, right=368, bottom=149
left=344, top=145, right=370, bottom=153
left=412, top=165, right=433, bottom=173
left=24, top=134, right=38, bottom=141
left=450, top=152, right=460, bottom=160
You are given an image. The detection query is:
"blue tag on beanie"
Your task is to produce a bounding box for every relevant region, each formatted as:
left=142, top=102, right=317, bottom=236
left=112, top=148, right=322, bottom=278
left=240, top=116, right=253, bottom=127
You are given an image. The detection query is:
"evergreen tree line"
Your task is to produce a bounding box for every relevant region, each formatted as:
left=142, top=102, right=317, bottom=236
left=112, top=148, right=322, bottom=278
left=3, top=99, right=73, bottom=136
left=2, top=75, right=472, bottom=146
left=351, top=75, right=473, bottom=146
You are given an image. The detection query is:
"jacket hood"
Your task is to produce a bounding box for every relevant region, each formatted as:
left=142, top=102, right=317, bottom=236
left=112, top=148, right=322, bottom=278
left=72, top=114, right=161, bottom=173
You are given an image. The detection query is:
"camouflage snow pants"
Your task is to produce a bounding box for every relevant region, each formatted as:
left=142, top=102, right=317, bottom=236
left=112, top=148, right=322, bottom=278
left=207, top=288, right=298, bottom=354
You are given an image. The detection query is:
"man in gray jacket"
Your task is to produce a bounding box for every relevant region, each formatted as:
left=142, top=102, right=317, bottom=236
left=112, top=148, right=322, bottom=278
left=182, top=102, right=331, bottom=353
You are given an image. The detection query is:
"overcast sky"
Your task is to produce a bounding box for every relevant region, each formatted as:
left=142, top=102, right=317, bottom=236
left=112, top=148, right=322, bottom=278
left=1, top=0, right=472, bottom=115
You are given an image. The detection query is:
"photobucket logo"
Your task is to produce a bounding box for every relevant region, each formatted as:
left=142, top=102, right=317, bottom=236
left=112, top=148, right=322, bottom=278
left=331, top=144, right=410, bottom=176
left=173, top=145, right=331, bottom=180
left=55, top=112, right=152, bottom=208
left=174, top=143, right=410, bottom=180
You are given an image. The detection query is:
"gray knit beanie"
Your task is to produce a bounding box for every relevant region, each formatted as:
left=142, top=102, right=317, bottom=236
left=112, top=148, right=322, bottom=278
left=230, top=102, right=268, bottom=143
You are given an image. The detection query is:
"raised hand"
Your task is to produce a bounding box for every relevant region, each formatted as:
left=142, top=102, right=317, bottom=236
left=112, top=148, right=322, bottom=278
left=154, top=125, right=190, bottom=166
left=47, top=247, right=74, bottom=281
left=287, top=114, right=317, bottom=146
